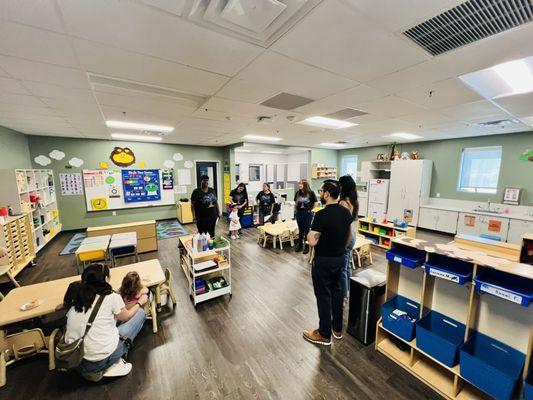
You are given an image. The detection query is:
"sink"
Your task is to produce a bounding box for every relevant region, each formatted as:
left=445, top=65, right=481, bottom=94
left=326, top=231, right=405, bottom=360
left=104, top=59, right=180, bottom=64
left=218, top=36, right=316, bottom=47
left=473, top=208, right=503, bottom=215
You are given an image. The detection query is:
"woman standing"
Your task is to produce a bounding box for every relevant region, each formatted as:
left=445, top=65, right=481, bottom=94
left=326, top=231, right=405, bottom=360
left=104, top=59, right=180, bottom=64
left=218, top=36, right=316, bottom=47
left=338, top=175, right=359, bottom=299
left=294, top=179, right=318, bottom=254
left=255, top=183, right=276, bottom=225
left=64, top=263, right=148, bottom=381
left=229, top=183, right=248, bottom=227
left=191, top=175, right=220, bottom=237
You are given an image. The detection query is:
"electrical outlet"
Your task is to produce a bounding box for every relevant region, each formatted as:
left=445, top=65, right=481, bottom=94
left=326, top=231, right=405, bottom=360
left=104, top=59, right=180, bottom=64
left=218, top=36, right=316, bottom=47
left=112, top=211, right=116, bottom=216
left=436, top=193, right=440, bottom=198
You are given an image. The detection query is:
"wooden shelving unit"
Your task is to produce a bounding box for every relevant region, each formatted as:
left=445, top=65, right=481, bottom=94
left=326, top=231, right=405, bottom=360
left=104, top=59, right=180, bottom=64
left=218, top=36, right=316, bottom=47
left=377, top=236, right=533, bottom=400
left=0, top=169, right=61, bottom=253
left=0, top=214, right=36, bottom=282
left=358, top=217, right=416, bottom=249
left=311, top=164, right=337, bottom=179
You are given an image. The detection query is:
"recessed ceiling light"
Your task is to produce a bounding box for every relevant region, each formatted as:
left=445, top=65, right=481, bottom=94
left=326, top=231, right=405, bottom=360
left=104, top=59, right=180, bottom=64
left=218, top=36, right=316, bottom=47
left=320, top=142, right=347, bottom=148
left=106, top=120, right=174, bottom=132
left=388, top=132, right=423, bottom=140
left=493, top=59, right=533, bottom=96
left=242, top=134, right=283, bottom=142
left=297, top=116, right=358, bottom=129
left=111, top=133, right=163, bottom=142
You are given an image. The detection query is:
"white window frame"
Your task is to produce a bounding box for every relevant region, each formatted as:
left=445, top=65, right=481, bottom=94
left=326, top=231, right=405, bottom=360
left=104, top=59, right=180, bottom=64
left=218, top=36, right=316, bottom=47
left=456, top=146, right=502, bottom=194
left=341, top=155, right=358, bottom=178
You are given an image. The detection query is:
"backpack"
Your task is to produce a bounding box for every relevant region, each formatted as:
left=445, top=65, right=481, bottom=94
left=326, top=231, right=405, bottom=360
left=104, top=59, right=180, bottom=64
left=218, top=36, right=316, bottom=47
left=55, top=294, right=105, bottom=371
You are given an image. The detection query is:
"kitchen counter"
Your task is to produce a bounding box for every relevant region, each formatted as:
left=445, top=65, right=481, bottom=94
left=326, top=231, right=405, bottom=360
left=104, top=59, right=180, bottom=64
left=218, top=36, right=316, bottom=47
left=420, top=203, right=533, bottom=222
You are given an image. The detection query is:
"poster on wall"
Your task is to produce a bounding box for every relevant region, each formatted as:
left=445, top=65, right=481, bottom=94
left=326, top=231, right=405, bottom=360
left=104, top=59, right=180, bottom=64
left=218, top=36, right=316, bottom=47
left=122, top=169, right=161, bottom=203
left=162, top=169, right=174, bottom=190
left=59, top=173, right=83, bottom=196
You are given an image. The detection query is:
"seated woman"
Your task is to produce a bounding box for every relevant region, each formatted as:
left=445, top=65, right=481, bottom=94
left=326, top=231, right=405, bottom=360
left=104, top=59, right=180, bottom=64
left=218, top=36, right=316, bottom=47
left=64, top=263, right=148, bottom=381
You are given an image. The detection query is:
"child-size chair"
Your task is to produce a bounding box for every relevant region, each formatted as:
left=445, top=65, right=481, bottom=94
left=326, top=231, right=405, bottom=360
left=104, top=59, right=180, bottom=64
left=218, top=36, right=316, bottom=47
left=124, top=300, right=158, bottom=334
left=155, top=268, right=177, bottom=312
left=352, top=235, right=373, bottom=269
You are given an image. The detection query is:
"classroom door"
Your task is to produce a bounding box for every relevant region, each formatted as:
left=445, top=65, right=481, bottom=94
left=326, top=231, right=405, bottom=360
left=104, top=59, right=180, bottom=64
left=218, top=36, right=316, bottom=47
left=196, top=161, right=218, bottom=195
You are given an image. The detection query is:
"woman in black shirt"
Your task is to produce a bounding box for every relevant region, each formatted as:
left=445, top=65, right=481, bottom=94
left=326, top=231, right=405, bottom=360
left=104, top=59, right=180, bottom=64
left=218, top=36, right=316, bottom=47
left=229, top=183, right=248, bottom=227
left=190, top=175, right=220, bottom=237
left=294, top=179, right=318, bottom=254
left=255, top=183, right=276, bottom=225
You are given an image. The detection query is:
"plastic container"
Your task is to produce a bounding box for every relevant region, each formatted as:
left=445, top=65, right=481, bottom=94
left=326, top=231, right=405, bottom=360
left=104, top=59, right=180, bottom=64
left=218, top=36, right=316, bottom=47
left=386, top=246, right=426, bottom=269
left=424, top=254, right=473, bottom=285
left=460, top=331, right=525, bottom=400
left=381, top=295, right=420, bottom=342
left=416, top=310, right=465, bottom=367
left=474, top=268, right=533, bottom=307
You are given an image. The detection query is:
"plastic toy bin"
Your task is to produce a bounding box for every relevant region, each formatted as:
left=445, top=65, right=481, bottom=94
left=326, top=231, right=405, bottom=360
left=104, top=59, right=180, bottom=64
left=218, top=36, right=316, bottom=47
left=381, top=295, right=420, bottom=342
left=415, top=310, right=465, bottom=367
left=474, top=268, right=533, bottom=307
left=525, top=369, right=533, bottom=400
left=385, top=246, right=426, bottom=269
left=459, top=332, right=525, bottom=400
left=424, top=254, right=473, bottom=285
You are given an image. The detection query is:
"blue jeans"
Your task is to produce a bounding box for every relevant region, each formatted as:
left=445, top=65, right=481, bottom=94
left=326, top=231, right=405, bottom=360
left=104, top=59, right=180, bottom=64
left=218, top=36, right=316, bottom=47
left=343, top=237, right=356, bottom=297
left=79, top=309, right=146, bottom=374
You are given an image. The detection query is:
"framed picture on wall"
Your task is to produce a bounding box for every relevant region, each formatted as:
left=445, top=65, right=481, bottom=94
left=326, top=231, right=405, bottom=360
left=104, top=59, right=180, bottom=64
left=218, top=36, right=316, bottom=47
left=503, top=187, right=521, bottom=205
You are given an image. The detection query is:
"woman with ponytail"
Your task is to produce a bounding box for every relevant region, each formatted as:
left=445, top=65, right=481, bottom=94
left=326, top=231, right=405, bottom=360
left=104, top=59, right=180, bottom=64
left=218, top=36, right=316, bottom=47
left=64, top=263, right=147, bottom=381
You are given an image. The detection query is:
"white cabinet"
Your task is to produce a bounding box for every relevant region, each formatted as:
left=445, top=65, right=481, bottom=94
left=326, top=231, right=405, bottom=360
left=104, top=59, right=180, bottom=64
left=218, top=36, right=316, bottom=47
left=360, top=161, right=371, bottom=183
left=387, top=160, right=433, bottom=226
left=357, top=190, right=368, bottom=217
left=507, top=219, right=533, bottom=244
left=457, top=212, right=509, bottom=241
left=418, top=207, right=458, bottom=234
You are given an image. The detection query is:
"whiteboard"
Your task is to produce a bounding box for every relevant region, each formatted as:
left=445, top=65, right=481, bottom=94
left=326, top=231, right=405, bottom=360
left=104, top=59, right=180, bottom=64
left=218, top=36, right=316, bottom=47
left=83, top=169, right=175, bottom=212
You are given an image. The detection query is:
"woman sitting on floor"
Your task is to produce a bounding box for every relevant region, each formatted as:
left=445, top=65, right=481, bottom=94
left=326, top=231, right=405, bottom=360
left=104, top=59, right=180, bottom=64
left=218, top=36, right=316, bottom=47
left=64, top=263, right=148, bottom=381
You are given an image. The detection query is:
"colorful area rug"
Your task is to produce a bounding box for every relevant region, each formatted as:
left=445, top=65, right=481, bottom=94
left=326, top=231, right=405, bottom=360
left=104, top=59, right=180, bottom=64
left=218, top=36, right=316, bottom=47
left=157, top=220, right=188, bottom=240
left=59, top=232, right=86, bottom=256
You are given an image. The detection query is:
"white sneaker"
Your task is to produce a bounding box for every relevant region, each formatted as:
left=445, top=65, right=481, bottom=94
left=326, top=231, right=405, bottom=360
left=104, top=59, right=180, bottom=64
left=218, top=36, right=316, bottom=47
left=236, top=234, right=240, bottom=239
left=103, top=358, right=132, bottom=378
left=231, top=235, right=237, bottom=240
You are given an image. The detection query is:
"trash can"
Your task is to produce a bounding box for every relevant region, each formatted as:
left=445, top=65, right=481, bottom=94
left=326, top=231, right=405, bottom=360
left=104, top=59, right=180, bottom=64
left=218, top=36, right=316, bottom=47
left=347, top=269, right=387, bottom=345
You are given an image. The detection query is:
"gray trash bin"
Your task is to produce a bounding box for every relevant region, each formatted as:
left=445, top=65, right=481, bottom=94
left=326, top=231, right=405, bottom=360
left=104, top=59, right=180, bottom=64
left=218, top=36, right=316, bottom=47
left=347, top=269, right=386, bottom=345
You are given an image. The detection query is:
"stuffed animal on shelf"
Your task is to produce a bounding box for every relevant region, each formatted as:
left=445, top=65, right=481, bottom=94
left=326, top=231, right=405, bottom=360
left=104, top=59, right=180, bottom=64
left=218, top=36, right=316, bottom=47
left=391, top=150, right=400, bottom=161
left=401, top=152, right=410, bottom=160
left=411, top=150, right=420, bottom=160
left=377, top=153, right=386, bottom=161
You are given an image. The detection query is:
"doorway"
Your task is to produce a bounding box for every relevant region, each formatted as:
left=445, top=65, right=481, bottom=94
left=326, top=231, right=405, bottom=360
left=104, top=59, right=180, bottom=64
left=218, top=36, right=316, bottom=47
left=195, top=161, right=219, bottom=195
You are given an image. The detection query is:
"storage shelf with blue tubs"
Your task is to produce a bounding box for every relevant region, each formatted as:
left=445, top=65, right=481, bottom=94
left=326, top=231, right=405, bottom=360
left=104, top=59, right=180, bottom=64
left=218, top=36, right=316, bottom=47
left=386, top=246, right=426, bottom=269
left=424, top=253, right=473, bottom=285
left=415, top=310, right=466, bottom=367
left=381, top=295, right=420, bottom=342
left=459, top=331, right=525, bottom=400
left=474, top=268, right=533, bottom=307
left=526, top=369, right=533, bottom=400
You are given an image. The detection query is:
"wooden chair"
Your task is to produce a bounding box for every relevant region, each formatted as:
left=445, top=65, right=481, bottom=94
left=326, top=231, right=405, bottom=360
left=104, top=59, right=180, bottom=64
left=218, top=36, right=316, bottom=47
left=0, top=328, right=60, bottom=387
left=351, top=236, right=373, bottom=269
left=125, top=300, right=158, bottom=334
left=155, top=268, right=177, bottom=312
left=277, top=228, right=294, bottom=250
left=0, top=263, right=20, bottom=289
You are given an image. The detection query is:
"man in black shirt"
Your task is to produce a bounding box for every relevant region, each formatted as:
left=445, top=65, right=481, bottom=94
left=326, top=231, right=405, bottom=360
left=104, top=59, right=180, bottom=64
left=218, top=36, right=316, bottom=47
left=303, top=180, right=353, bottom=346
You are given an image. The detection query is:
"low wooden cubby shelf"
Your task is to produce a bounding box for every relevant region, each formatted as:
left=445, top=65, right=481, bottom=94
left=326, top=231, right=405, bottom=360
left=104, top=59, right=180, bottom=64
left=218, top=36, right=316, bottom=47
left=358, top=217, right=416, bottom=249
left=376, top=236, right=533, bottom=400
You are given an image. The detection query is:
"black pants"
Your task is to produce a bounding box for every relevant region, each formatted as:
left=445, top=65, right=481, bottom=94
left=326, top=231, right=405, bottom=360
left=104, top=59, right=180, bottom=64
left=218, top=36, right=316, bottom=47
left=312, top=255, right=345, bottom=339
left=295, top=209, right=313, bottom=245
left=196, top=217, right=217, bottom=237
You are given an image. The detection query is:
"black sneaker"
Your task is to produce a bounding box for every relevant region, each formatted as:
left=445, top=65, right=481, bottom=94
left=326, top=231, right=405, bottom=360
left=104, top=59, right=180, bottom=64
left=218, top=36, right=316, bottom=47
left=302, top=245, right=309, bottom=255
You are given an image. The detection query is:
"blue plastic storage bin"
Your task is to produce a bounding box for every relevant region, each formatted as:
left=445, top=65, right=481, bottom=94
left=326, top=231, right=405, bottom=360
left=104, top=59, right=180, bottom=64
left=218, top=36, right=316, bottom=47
left=385, top=246, right=426, bottom=269
left=525, top=370, right=533, bottom=400
left=474, top=268, right=533, bottom=307
left=424, top=253, right=473, bottom=285
left=381, top=295, right=420, bottom=342
left=460, top=332, right=525, bottom=400
left=415, top=310, right=465, bottom=367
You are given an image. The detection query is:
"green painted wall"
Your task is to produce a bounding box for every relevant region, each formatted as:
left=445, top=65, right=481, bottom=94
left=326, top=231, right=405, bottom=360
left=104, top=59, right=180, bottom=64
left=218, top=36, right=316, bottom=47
left=310, top=148, right=338, bottom=191
left=338, top=131, right=533, bottom=204
left=27, top=136, right=225, bottom=230
left=0, top=125, right=31, bottom=169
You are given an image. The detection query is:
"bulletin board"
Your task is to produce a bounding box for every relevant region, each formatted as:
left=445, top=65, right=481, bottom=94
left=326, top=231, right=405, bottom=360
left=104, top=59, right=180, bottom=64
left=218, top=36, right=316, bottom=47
left=82, top=169, right=175, bottom=212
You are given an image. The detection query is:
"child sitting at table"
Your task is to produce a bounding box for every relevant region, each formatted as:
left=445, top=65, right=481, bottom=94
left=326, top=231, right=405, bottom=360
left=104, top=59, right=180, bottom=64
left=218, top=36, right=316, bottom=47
left=119, top=271, right=149, bottom=304
left=228, top=203, right=241, bottom=240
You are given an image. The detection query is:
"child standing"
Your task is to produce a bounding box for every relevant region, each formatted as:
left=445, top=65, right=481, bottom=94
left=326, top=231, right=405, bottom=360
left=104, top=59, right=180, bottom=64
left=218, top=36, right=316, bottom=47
left=229, top=204, right=241, bottom=240
left=119, top=271, right=149, bottom=304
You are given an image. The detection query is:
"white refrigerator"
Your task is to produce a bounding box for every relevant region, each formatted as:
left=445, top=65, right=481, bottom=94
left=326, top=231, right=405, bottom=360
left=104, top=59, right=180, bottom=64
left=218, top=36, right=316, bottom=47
left=368, top=179, right=390, bottom=221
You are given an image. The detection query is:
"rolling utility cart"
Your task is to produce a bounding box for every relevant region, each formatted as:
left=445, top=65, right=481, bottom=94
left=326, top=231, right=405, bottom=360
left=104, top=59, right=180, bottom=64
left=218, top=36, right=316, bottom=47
left=178, top=235, right=231, bottom=308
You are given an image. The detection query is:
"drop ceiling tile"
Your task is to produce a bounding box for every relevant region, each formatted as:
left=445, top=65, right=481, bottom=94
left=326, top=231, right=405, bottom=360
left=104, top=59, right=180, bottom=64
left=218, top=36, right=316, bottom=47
left=72, top=39, right=228, bottom=96
left=0, top=55, right=90, bottom=89
left=494, top=92, right=533, bottom=118
left=395, top=78, right=483, bottom=110
left=439, top=101, right=507, bottom=121
left=0, top=92, right=45, bottom=107
left=217, top=79, right=280, bottom=104
left=0, top=21, right=79, bottom=67
left=271, top=0, right=428, bottom=82
left=237, top=51, right=357, bottom=99
left=0, top=77, right=31, bottom=95
left=58, top=0, right=262, bottom=76
left=22, top=81, right=95, bottom=102
left=138, top=0, right=187, bottom=16
left=396, top=111, right=455, bottom=128
left=353, top=95, right=427, bottom=118
left=99, top=105, right=182, bottom=127
left=0, top=0, right=65, bottom=32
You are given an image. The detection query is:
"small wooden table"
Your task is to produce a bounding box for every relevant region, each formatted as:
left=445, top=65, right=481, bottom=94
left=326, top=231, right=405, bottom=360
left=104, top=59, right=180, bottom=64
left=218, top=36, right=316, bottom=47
left=257, top=220, right=297, bottom=249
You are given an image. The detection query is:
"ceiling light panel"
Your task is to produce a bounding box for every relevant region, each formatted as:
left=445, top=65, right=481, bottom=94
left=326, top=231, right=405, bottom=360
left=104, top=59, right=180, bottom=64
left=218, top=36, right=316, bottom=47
left=111, top=133, right=163, bottom=141
left=320, top=142, right=346, bottom=147
left=106, top=120, right=174, bottom=132
left=388, top=132, right=423, bottom=140
left=242, top=134, right=283, bottom=142
left=297, top=116, right=358, bottom=129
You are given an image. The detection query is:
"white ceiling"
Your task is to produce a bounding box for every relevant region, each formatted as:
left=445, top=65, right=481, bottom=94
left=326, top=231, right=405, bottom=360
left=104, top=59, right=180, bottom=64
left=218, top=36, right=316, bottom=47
left=0, top=0, right=532, bottom=148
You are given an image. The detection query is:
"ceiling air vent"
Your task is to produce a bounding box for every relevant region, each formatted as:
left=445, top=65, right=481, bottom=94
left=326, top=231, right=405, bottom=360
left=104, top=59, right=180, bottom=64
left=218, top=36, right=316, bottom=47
left=260, top=92, right=315, bottom=110
left=475, top=118, right=519, bottom=127
left=325, top=108, right=367, bottom=120
left=403, top=0, right=533, bottom=56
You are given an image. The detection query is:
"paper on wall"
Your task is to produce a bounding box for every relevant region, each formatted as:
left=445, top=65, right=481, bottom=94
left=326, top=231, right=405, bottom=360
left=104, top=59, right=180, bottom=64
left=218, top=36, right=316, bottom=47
left=174, top=185, right=187, bottom=194
left=59, top=172, right=83, bottom=196
left=177, top=169, right=191, bottom=185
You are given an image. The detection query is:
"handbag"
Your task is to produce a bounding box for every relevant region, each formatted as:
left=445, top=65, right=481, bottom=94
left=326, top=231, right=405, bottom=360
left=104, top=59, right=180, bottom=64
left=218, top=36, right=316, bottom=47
left=55, top=294, right=106, bottom=371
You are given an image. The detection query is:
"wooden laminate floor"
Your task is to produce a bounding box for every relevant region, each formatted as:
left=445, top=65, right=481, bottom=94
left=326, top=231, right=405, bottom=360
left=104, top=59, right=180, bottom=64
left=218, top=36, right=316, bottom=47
left=0, top=222, right=451, bottom=400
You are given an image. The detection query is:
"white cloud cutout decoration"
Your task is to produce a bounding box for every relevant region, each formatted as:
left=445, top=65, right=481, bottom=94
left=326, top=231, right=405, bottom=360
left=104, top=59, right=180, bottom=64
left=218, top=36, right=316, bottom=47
left=69, top=157, right=84, bottom=168
left=172, top=153, right=183, bottom=161
left=49, top=150, right=65, bottom=160
left=163, top=160, right=175, bottom=168
left=184, top=161, right=193, bottom=168
left=34, top=155, right=51, bottom=166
